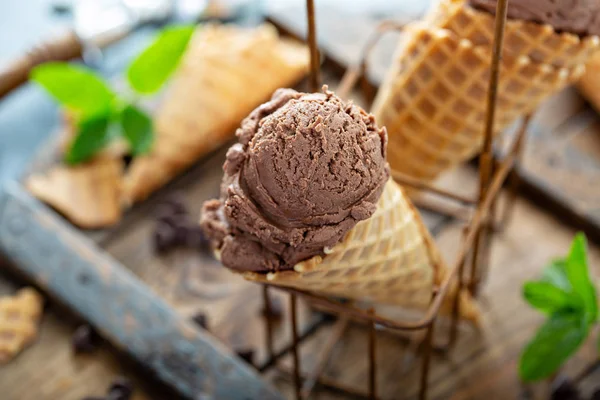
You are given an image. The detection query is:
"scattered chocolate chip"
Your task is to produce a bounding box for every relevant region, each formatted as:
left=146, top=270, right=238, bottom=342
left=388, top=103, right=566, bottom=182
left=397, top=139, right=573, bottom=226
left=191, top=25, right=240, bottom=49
left=174, top=222, right=193, bottom=244
left=191, top=313, right=208, bottom=330
left=156, top=206, right=188, bottom=227
left=163, top=193, right=188, bottom=215
left=261, top=296, right=283, bottom=320
left=151, top=191, right=215, bottom=254
left=591, top=389, right=600, bottom=400
left=185, top=225, right=210, bottom=249
left=550, top=377, right=580, bottom=400
left=235, top=348, right=255, bottom=365
left=72, top=325, right=97, bottom=353
left=153, top=222, right=178, bottom=253
left=107, top=376, right=134, bottom=400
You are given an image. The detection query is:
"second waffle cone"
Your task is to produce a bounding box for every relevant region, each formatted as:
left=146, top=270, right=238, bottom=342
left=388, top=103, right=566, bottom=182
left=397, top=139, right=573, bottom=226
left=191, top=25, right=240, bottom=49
left=372, top=21, right=585, bottom=183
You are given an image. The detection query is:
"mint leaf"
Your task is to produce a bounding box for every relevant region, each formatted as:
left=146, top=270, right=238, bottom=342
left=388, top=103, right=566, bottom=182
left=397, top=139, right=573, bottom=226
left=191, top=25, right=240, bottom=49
left=65, top=114, right=113, bottom=165
left=31, top=63, right=115, bottom=118
left=120, top=104, right=153, bottom=155
left=519, top=312, right=589, bottom=382
left=542, top=259, right=571, bottom=292
left=523, top=281, right=583, bottom=314
left=565, top=233, right=597, bottom=323
left=127, top=25, right=195, bottom=95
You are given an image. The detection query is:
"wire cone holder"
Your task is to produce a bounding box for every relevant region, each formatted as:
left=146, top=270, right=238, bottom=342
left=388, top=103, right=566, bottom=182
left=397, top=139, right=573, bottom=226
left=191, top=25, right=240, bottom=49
left=237, top=0, right=559, bottom=398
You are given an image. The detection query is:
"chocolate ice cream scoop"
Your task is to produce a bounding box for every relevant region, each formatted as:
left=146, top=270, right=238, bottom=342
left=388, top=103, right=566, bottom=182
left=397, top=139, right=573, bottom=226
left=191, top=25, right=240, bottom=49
left=469, top=0, right=600, bottom=36
left=201, top=87, right=389, bottom=273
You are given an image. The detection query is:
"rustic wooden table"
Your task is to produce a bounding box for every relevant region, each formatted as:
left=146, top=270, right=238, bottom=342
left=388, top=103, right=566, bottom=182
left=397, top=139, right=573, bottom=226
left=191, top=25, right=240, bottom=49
left=3, top=3, right=600, bottom=399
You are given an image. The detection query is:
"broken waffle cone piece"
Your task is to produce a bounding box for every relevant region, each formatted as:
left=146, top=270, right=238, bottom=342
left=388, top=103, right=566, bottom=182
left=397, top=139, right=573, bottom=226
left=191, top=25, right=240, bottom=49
left=372, top=22, right=586, bottom=184
left=0, top=288, right=44, bottom=364
left=241, top=180, right=480, bottom=323
left=122, top=24, right=310, bottom=204
left=26, top=157, right=123, bottom=229
left=577, top=52, right=600, bottom=113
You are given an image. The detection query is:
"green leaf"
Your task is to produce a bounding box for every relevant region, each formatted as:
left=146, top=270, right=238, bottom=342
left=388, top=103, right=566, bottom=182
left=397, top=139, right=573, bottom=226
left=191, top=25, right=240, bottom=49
left=542, top=259, right=571, bottom=292
left=65, top=114, right=113, bottom=165
left=523, top=281, right=583, bottom=314
left=519, top=312, right=589, bottom=382
left=127, top=25, right=195, bottom=95
left=31, top=62, right=115, bottom=118
left=565, top=233, right=598, bottom=323
left=119, top=104, right=153, bottom=155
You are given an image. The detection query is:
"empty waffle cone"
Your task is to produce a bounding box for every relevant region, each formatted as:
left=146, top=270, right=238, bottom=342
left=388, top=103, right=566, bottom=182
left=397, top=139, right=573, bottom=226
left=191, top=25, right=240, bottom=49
left=241, top=179, right=480, bottom=323
left=372, top=22, right=585, bottom=183
left=123, top=24, right=310, bottom=204
left=427, top=0, right=600, bottom=68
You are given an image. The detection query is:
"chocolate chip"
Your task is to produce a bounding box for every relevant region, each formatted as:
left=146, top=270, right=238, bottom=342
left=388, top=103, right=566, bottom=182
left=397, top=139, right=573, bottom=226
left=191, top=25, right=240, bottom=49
left=185, top=225, right=210, bottom=249
left=591, top=388, right=600, bottom=400
left=163, top=193, right=188, bottom=215
left=174, top=222, right=193, bottom=245
left=235, top=348, right=255, bottom=366
left=153, top=222, right=178, bottom=253
left=191, top=313, right=208, bottom=330
left=261, top=296, right=283, bottom=320
left=156, top=206, right=188, bottom=226
left=550, top=377, right=580, bottom=400
left=107, top=377, right=133, bottom=400
left=72, top=325, right=97, bottom=353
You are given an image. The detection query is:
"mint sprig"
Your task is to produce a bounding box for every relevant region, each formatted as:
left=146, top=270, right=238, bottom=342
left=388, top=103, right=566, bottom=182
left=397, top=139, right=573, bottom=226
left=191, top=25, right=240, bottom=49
left=31, top=24, right=195, bottom=165
left=519, top=312, right=589, bottom=383
left=519, top=233, right=598, bottom=383
left=522, top=281, right=583, bottom=315
left=66, top=114, right=113, bottom=165
left=120, top=104, right=153, bottom=156
left=31, top=63, right=115, bottom=119
left=127, top=25, right=195, bottom=95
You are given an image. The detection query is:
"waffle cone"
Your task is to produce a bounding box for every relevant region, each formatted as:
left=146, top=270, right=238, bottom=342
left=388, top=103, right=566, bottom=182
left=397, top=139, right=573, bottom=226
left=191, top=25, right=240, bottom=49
left=123, top=24, right=309, bottom=204
left=241, top=180, right=479, bottom=323
left=427, top=0, right=599, bottom=68
left=372, top=21, right=586, bottom=182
